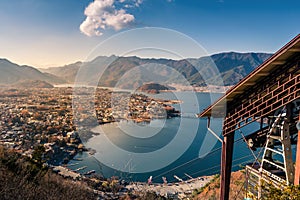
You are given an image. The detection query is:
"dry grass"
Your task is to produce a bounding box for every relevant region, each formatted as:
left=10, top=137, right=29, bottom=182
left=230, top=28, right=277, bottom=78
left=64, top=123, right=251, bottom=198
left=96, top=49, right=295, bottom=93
left=0, top=146, right=97, bottom=200
left=195, top=171, right=246, bottom=200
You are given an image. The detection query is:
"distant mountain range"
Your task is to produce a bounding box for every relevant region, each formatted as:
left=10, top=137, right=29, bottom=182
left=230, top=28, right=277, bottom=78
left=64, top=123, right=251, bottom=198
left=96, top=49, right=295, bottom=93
left=0, top=52, right=272, bottom=88
left=0, top=59, right=65, bottom=86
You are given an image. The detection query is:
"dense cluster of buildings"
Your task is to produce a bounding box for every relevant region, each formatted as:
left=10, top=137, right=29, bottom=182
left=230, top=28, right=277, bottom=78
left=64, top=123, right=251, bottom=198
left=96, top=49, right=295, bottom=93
left=0, top=86, right=188, bottom=199
left=0, top=87, right=179, bottom=164
left=0, top=87, right=79, bottom=165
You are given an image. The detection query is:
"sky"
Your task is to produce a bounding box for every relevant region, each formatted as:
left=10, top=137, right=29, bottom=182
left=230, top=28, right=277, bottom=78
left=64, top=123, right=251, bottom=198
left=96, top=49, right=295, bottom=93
left=0, top=0, right=299, bottom=68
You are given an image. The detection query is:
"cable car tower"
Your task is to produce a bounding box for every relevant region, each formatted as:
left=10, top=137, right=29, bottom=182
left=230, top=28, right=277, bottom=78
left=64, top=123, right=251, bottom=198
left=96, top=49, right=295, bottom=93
left=199, top=34, right=300, bottom=200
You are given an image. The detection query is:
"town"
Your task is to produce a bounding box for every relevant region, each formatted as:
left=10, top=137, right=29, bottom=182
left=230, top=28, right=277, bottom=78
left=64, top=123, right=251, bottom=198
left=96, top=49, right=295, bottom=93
left=0, top=86, right=196, bottom=199
left=0, top=87, right=180, bottom=163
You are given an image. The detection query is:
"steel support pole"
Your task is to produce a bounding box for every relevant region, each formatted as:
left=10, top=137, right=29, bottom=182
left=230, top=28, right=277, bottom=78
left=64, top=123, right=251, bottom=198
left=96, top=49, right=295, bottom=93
left=220, top=133, right=234, bottom=200
left=294, top=112, right=300, bottom=185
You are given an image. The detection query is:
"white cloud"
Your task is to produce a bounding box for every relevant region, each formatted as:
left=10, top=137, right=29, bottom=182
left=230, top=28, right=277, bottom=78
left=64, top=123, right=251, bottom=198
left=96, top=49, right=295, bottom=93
left=120, top=0, right=143, bottom=8
left=134, top=0, right=143, bottom=7
left=80, top=17, right=103, bottom=37
left=103, top=9, right=135, bottom=30
left=80, top=0, right=135, bottom=37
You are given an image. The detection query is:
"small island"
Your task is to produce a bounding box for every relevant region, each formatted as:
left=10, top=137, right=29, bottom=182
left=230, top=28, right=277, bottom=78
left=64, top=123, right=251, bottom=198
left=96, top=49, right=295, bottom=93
left=137, top=83, right=175, bottom=94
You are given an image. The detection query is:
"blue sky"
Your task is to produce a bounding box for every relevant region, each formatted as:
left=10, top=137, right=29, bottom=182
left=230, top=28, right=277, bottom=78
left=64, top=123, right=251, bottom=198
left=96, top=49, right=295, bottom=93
left=0, top=0, right=299, bottom=68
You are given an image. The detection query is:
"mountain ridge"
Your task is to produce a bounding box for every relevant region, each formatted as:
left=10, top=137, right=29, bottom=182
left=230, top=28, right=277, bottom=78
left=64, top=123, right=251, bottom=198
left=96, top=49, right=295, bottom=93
left=0, top=58, right=65, bottom=85
left=42, top=52, right=271, bottom=87
left=1, top=52, right=272, bottom=88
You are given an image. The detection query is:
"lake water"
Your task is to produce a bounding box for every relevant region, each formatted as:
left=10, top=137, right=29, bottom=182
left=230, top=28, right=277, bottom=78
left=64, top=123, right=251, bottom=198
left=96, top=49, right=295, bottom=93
left=68, top=91, right=257, bottom=183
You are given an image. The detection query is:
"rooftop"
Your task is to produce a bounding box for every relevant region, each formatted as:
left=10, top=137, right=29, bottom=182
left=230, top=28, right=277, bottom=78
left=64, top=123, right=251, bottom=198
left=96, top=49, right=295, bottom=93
left=199, top=34, right=300, bottom=118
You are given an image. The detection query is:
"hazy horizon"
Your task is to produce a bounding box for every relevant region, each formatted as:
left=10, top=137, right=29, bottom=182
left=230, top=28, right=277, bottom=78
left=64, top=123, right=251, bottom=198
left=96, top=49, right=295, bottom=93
left=0, top=0, right=299, bottom=68
left=1, top=50, right=274, bottom=69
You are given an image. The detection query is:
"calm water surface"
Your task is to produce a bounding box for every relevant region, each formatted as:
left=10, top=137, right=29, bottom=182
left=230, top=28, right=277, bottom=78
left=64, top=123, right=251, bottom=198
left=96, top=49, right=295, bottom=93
left=68, top=92, right=257, bottom=182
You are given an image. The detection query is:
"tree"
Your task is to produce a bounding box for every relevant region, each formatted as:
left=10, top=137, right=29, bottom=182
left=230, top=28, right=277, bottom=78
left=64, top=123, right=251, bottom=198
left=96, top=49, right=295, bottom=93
left=32, top=145, right=46, bottom=166
left=263, top=184, right=300, bottom=200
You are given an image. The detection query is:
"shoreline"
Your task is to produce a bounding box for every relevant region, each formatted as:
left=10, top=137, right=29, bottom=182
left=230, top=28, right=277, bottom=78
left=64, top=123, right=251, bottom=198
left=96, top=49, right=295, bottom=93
left=53, top=84, right=231, bottom=94
left=126, top=174, right=216, bottom=199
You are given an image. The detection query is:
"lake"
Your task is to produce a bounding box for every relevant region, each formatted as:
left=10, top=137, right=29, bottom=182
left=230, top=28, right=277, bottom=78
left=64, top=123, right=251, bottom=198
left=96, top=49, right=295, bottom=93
left=68, top=91, right=257, bottom=183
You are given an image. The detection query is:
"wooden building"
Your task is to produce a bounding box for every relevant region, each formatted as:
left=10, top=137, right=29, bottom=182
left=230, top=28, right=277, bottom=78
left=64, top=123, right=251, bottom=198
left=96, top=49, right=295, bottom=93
left=199, top=34, right=300, bottom=200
